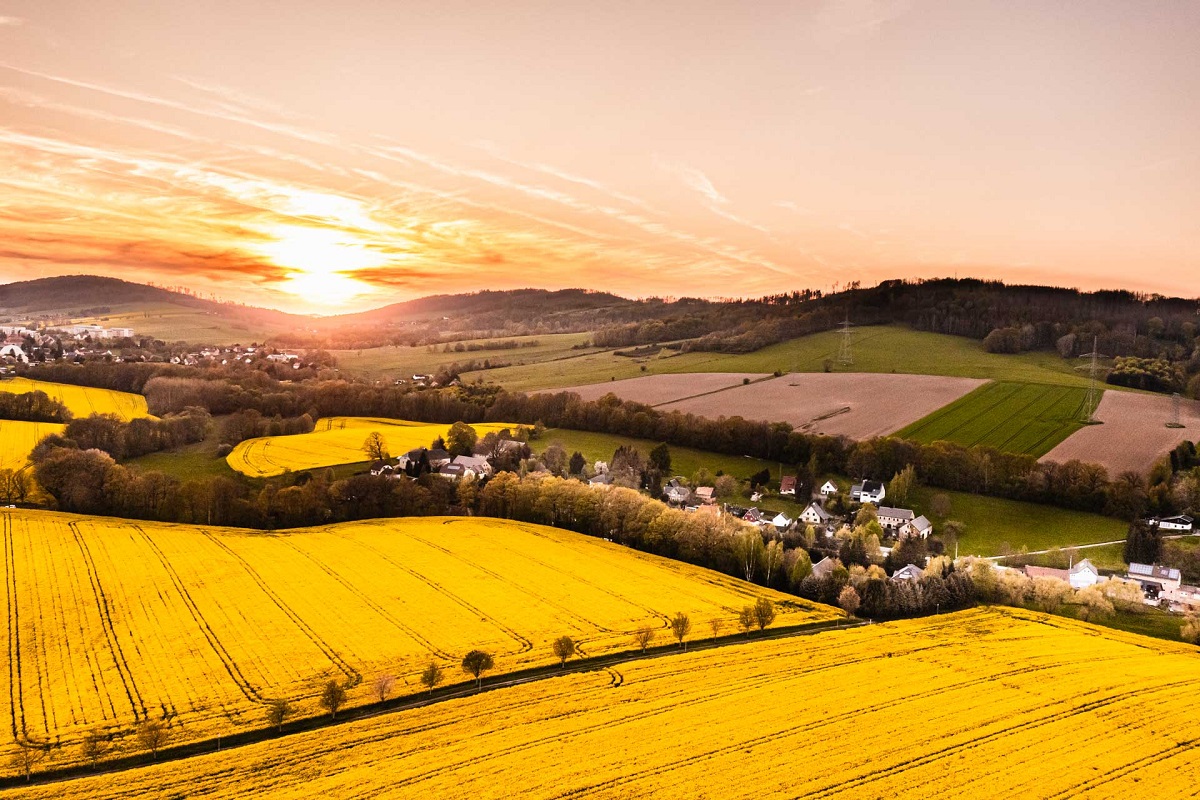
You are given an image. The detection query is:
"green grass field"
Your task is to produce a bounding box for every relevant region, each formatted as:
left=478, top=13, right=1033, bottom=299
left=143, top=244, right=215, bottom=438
left=332, top=332, right=601, bottom=381
left=464, top=326, right=1107, bottom=392
left=908, top=485, right=1127, bottom=557
left=896, top=381, right=1089, bottom=456
left=73, top=302, right=296, bottom=345
left=540, top=428, right=779, bottom=483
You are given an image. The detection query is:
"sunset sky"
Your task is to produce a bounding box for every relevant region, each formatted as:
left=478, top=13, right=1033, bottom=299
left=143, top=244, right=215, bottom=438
left=0, top=1, right=1197, bottom=313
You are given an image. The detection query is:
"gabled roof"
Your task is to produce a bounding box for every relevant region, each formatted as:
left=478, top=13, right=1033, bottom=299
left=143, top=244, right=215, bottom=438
left=694, top=486, right=714, bottom=500
left=877, top=506, right=915, bottom=521
left=772, top=513, right=792, bottom=527
left=1024, top=565, right=1070, bottom=582
left=859, top=480, right=884, bottom=493
left=780, top=476, right=797, bottom=492
left=1155, top=515, right=1194, bottom=525
left=802, top=502, right=832, bottom=522
left=1129, top=563, right=1182, bottom=582
left=891, top=564, right=924, bottom=582
left=909, top=515, right=933, bottom=532
left=811, top=556, right=837, bottom=579
left=1069, top=558, right=1098, bottom=575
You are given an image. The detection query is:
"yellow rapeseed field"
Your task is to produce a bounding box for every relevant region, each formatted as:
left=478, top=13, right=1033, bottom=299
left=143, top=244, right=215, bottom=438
left=0, top=422, right=65, bottom=472
left=0, top=377, right=150, bottom=422
left=226, top=416, right=518, bottom=477
left=0, top=509, right=830, bottom=774
left=10, top=607, right=1200, bottom=799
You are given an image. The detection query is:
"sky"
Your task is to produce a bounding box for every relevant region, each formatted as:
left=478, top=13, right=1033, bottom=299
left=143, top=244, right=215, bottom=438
left=0, top=1, right=1197, bottom=313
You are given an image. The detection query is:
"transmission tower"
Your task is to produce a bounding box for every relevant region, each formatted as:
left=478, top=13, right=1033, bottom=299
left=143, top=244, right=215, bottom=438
left=1168, top=392, right=1185, bottom=429
left=1075, top=336, right=1109, bottom=424
left=837, top=315, right=855, bottom=367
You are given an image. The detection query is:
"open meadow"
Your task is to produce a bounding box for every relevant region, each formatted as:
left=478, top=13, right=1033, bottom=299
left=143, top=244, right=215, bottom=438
left=1042, top=391, right=1200, bottom=476
left=226, top=417, right=516, bottom=477
left=896, top=381, right=1088, bottom=456
left=12, top=607, right=1200, bottom=799
left=0, top=377, right=149, bottom=422
left=657, top=372, right=986, bottom=439
left=0, top=509, right=832, bottom=775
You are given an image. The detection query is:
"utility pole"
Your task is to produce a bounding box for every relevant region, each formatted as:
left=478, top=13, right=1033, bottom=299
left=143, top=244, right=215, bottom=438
left=1076, top=336, right=1109, bottom=424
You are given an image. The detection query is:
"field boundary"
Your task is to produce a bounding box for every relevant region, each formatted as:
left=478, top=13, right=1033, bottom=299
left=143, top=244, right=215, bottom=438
left=0, top=616, right=863, bottom=791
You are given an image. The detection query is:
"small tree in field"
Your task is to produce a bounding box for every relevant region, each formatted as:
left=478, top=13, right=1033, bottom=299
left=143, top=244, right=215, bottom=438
left=462, top=650, right=494, bottom=689
left=552, top=636, right=576, bottom=667
left=709, top=618, right=724, bottom=639
left=753, top=597, right=777, bottom=631
left=421, top=661, right=444, bottom=695
left=838, top=585, right=861, bottom=617
left=320, top=680, right=346, bottom=719
left=266, top=699, right=291, bottom=733
left=362, top=431, right=389, bottom=461
left=446, top=422, right=478, bottom=457
left=670, top=612, right=691, bottom=649
left=373, top=674, right=396, bottom=703
left=1181, top=614, right=1200, bottom=645
left=81, top=727, right=110, bottom=769
left=738, top=606, right=755, bottom=637
left=634, top=626, right=655, bottom=653
left=137, top=719, right=169, bottom=760
left=10, top=746, right=46, bottom=782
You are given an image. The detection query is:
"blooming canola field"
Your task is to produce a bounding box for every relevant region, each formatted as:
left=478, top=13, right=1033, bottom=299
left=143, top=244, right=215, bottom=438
left=12, top=607, right=1200, bottom=799
left=0, top=509, right=831, bottom=775
left=0, top=421, right=65, bottom=471
left=226, top=416, right=518, bottom=477
left=0, top=377, right=150, bottom=422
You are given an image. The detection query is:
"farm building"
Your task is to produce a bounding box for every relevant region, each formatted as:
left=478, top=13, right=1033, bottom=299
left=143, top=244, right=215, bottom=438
left=1127, top=563, right=1183, bottom=599
left=1023, top=559, right=1101, bottom=590
left=779, top=476, right=797, bottom=497
left=1149, top=515, right=1194, bottom=532
left=900, top=515, right=934, bottom=540
left=694, top=486, right=715, bottom=504
left=876, top=506, right=915, bottom=532
left=852, top=480, right=886, bottom=503
left=771, top=513, right=792, bottom=531
left=811, top=556, right=838, bottom=580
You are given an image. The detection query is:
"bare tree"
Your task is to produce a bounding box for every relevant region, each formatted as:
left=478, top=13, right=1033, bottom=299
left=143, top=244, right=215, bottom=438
left=362, top=431, right=389, bottom=461
left=461, top=650, right=494, bottom=689
left=708, top=618, right=724, bottom=639
left=266, top=699, right=292, bottom=733
left=633, top=626, right=655, bottom=653
left=670, top=612, right=691, bottom=649
left=738, top=606, right=755, bottom=637
left=373, top=674, right=396, bottom=703
left=137, top=719, right=169, bottom=760
left=551, top=635, right=576, bottom=667
left=420, top=661, right=444, bottom=695
left=838, top=585, right=861, bottom=617
left=753, top=597, right=777, bottom=631
left=10, top=745, right=46, bottom=782
left=81, top=727, right=110, bottom=769
left=320, top=680, right=347, bottom=719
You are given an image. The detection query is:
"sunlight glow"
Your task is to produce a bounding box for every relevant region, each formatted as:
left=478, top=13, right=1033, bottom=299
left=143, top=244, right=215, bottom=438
left=254, top=225, right=385, bottom=306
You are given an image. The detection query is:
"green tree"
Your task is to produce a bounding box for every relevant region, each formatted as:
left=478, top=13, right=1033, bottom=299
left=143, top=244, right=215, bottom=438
left=788, top=549, right=813, bottom=589
left=1124, top=519, right=1161, bottom=565
left=420, top=661, right=444, bottom=695
left=446, top=422, right=478, bottom=457
left=362, top=431, right=388, bottom=461
left=568, top=451, right=587, bottom=476
left=320, top=679, right=347, bottom=719
left=887, top=465, right=917, bottom=506
left=649, top=443, right=672, bottom=474
left=462, top=649, right=494, bottom=689
left=266, top=699, right=292, bottom=733
left=552, top=635, right=576, bottom=667
left=670, top=612, right=691, bottom=649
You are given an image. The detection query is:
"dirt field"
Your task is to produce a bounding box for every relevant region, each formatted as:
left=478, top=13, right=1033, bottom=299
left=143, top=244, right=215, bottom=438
left=558, top=372, right=769, bottom=405
left=650, top=372, right=986, bottom=438
left=1041, top=391, right=1200, bottom=475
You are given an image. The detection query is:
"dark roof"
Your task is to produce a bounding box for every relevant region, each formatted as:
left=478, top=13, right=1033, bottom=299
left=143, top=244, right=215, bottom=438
left=427, top=449, right=450, bottom=461
left=861, top=480, right=884, bottom=493
left=780, top=476, right=797, bottom=492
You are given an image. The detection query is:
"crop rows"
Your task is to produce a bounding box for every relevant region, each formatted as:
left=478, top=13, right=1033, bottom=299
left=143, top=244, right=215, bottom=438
left=0, top=378, right=149, bottom=422
left=226, top=417, right=516, bottom=477
left=12, top=607, right=1200, bottom=798
left=896, top=381, right=1088, bottom=456
left=0, top=422, right=66, bottom=472
left=0, top=509, right=831, bottom=774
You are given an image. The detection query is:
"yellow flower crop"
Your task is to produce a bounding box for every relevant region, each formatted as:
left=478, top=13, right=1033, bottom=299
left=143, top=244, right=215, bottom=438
left=0, top=508, right=832, bottom=776
left=0, top=421, right=65, bottom=471
left=226, top=417, right=518, bottom=477
left=0, top=377, right=149, bottom=422
left=9, top=607, right=1200, bottom=799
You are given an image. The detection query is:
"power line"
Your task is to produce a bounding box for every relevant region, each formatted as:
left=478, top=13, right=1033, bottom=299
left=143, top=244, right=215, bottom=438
left=1075, top=336, right=1109, bottom=424
left=837, top=315, right=854, bottom=367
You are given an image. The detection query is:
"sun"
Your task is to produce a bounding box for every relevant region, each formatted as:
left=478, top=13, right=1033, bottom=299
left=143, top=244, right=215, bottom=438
left=254, top=225, right=385, bottom=306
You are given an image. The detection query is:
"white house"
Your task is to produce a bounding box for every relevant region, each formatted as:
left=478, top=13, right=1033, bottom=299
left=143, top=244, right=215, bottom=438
left=779, top=476, right=797, bottom=497
left=876, top=506, right=915, bottom=532
left=819, top=480, right=839, bottom=497
left=1150, top=515, right=1194, bottom=533
left=449, top=454, right=492, bottom=478
left=851, top=480, right=886, bottom=504
left=771, top=513, right=792, bottom=531
left=1127, top=562, right=1182, bottom=599
left=900, top=515, right=934, bottom=540
left=694, top=486, right=715, bottom=504
left=891, top=564, right=925, bottom=582
left=0, top=344, right=28, bottom=363
left=799, top=502, right=833, bottom=528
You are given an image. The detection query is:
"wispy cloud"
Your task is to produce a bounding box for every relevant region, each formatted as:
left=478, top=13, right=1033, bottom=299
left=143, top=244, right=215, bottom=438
left=0, top=17, right=23, bottom=27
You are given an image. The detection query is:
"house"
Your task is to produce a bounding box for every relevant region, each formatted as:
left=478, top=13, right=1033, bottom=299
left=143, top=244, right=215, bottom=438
left=899, top=515, right=934, bottom=540
left=811, top=556, right=838, bottom=580
left=437, top=462, right=469, bottom=479
left=1023, top=559, right=1100, bottom=590
left=588, top=472, right=614, bottom=488
left=1163, top=584, right=1200, bottom=613
left=891, top=564, right=925, bottom=582
left=663, top=480, right=691, bottom=505
left=851, top=480, right=886, bottom=504
left=426, top=449, right=451, bottom=468
left=0, top=344, right=28, bottom=363
left=397, top=447, right=429, bottom=476
left=449, top=454, right=492, bottom=478
left=799, top=502, right=833, bottom=528
left=369, top=460, right=395, bottom=477
left=742, top=508, right=764, bottom=524
left=1127, top=563, right=1183, bottom=599
left=876, top=506, right=915, bottom=532
left=694, top=486, right=715, bottom=504
left=819, top=480, right=839, bottom=497
left=771, top=513, right=792, bottom=531
left=779, top=476, right=797, bottom=497
left=1150, top=515, right=1194, bottom=533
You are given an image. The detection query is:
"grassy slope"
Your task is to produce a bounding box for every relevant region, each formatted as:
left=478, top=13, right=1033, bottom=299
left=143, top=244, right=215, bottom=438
left=896, top=381, right=1088, bottom=456
left=332, top=332, right=600, bottom=381
left=466, top=325, right=1103, bottom=392
left=72, top=302, right=299, bottom=345
left=540, top=428, right=779, bottom=483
